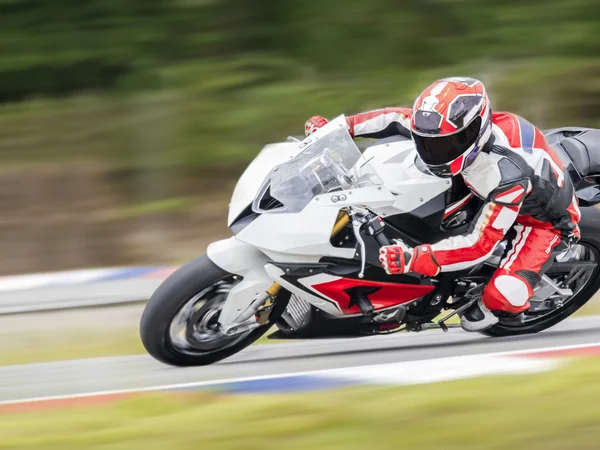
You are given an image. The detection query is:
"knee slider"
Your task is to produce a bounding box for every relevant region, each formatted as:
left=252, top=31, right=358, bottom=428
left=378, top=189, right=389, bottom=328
left=483, top=274, right=531, bottom=313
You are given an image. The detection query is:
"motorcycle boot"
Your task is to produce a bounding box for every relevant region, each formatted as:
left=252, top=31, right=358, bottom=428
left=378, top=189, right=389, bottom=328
left=459, top=299, right=499, bottom=332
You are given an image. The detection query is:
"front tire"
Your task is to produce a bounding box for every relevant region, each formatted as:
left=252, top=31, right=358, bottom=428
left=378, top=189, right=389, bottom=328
left=140, top=254, right=287, bottom=366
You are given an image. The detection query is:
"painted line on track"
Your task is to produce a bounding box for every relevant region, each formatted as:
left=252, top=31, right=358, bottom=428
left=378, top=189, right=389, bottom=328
left=1, top=341, right=599, bottom=408
left=0, top=266, right=177, bottom=292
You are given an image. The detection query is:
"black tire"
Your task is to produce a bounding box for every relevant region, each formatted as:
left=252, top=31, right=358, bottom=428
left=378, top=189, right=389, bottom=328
left=140, top=254, right=288, bottom=366
left=482, top=232, right=600, bottom=337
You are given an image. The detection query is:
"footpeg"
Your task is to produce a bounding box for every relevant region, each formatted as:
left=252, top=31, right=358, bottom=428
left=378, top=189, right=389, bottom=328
left=437, top=298, right=476, bottom=331
left=354, top=290, right=374, bottom=316
left=420, top=322, right=461, bottom=331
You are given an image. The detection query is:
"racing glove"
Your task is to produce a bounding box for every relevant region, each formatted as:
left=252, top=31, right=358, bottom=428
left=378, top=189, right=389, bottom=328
left=305, top=116, right=329, bottom=136
left=379, top=242, right=441, bottom=276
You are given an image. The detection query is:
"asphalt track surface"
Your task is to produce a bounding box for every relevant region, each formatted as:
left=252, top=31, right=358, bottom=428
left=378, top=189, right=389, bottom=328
left=2, top=316, right=600, bottom=404
left=0, top=279, right=161, bottom=314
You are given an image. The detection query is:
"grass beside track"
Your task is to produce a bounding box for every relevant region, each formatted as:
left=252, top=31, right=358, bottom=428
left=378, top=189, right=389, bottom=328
left=1, top=358, right=600, bottom=449
left=0, top=328, right=145, bottom=367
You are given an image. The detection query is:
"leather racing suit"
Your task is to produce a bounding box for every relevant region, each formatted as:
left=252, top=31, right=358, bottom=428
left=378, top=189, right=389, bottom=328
left=344, top=107, right=581, bottom=314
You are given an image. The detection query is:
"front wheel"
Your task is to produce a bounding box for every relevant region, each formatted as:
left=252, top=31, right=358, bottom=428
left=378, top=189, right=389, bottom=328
left=482, top=239, right=600, bottom=337
left=140, top=254, right=288, bottom=366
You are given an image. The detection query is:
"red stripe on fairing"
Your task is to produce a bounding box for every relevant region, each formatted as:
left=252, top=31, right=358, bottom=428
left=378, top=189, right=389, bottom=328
left=311, top=278, right=434, bottom=315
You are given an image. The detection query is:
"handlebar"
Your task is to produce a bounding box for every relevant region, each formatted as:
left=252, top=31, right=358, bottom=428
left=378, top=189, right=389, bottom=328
left=374, top=230, right=391, bottom=247
left=348, top=210, right=392, bottom=278
left=364, top=214, right=391, bottom=246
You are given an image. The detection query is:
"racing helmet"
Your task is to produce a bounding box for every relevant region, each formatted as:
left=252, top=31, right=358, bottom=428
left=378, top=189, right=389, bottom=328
left=411, top=77, right=492, bottom=178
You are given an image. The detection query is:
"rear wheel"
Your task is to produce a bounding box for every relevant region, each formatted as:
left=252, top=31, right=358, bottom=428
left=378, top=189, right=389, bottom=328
left=140, top=254, right=288, bottom=366
left=482, top=239, right=600, bottom=337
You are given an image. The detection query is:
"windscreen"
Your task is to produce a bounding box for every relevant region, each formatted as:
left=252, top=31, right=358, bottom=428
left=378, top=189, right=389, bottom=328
left=261, top=120, right=380, bottom=213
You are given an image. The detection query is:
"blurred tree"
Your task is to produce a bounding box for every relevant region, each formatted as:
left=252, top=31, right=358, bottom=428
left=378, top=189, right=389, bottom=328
left=0, top=0, right=598, bottom=272
left=0, top=0, right=597, bottom=162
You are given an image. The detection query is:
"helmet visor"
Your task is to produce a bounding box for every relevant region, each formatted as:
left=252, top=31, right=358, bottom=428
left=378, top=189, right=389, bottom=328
left=412, top=116, right=482, bottom=166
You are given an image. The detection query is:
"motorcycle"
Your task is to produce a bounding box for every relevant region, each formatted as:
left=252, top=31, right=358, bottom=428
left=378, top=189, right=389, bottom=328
left=140, top=116, right=600, bottom=366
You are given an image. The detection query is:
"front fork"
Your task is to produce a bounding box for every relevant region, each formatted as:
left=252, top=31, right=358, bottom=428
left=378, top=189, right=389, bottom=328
left=219, top=282, right=281, bottom=336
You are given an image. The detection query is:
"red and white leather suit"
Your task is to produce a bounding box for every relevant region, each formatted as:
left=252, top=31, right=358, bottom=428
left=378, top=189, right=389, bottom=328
left=343, top=108, right=581, bottom=314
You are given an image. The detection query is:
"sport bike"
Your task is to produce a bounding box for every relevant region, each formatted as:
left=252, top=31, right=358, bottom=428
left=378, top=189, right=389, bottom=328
left=140, top=116, right=600, bottom=366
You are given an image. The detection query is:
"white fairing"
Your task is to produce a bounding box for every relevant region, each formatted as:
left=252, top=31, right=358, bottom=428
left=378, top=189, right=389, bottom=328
left=228, top=141, right=302, bottom=226
left=207, top=238, right=274, bottom=325
left=360, top=140, right=450, bottom=216
left=208, top=116, right=455, bottom=327
left=234, top=141, right=450, bottom=259
left=236, top=185, right=394, bottom=261
left=264, top=265, right=344, bottom=317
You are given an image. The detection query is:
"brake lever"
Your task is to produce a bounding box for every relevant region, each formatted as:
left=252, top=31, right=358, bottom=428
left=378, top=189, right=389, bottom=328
left=349, top=208, right=368, bottom=279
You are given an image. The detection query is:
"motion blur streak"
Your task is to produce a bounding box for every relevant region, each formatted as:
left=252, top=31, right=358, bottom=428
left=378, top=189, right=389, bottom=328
left=0, top=0, right=598, bottom=275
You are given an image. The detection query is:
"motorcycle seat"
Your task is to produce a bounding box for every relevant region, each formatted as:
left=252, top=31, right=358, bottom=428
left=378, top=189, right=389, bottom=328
left=548, top=128, right=600, bottom=178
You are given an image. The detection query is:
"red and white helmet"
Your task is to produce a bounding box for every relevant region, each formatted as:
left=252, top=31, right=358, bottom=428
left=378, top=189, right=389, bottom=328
left=411, top=77, right=492, bottom=178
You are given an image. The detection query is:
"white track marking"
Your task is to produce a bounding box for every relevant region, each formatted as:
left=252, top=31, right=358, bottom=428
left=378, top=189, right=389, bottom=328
left=1, top=341, right=599, bottom=406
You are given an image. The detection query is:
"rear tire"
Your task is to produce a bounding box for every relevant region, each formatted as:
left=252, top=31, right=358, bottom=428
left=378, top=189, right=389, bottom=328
left=140, top=254, right=287, bottom=366
left=482, top=236, right=600, bottom=337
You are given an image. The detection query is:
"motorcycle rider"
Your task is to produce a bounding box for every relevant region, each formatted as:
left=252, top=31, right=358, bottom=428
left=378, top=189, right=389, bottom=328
left=304, top=77, right=581, bottom=332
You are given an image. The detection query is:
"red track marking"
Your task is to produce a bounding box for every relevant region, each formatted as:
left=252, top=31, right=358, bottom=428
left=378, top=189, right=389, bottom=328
left=0, top=393, right=133, bottom=414
left=518, top=344, right=600, bottom=359
left=0, top=391, right=219, bottom=415
left=2, top=342, right=599, bottom=414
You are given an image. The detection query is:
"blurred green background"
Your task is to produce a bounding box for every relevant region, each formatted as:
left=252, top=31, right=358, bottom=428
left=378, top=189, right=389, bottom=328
left=1, top=5, right=600, bottom=446
left=0, top=0, right=599, bottom=274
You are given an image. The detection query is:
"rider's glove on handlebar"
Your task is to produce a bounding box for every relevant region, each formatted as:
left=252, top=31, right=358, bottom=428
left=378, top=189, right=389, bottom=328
left=379, top=244, right=411, bottom=274
left=380, top=242, right=441, bottom=276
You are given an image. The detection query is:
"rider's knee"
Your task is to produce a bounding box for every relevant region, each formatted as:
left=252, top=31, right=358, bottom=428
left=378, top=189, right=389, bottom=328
left=482, top=273, right=532, bottom=314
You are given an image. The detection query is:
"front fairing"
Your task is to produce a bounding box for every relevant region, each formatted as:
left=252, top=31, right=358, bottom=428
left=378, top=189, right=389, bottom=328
left=229, top=116, right=381, bottom=226
left=228, top=141, right=301, bottom=226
